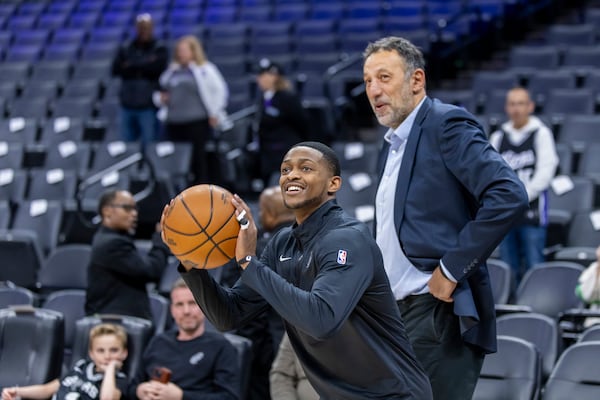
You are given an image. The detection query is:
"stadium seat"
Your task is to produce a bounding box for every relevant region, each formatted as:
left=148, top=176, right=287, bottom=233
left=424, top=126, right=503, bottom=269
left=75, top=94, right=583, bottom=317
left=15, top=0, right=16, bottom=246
left=562, top=46, right=600, bottom=71
left=42, top=289, right=87, bottom=366
left=296, top=19, right=337, bottom=36
left=526, top=70, right=576, bottom=110
left=472, top=70, right=519, bottom=98
left=543, top=341, right=600, bottom=400
left=37, top=244, right=91, bottom=294
left=497, top=262, right=584, bottom=319
left=43, top=141, right=92, bottom=175
left=295, top=34, right=340, bottom=55
left=547, top=24, right=596, bottom=48
left=27, top=169, right=78, bottom=201
left=332, top=141, right=380, bottom=174
left=158, top=259, right=180, bottom=296
left=546, top=176, right=595, bottom=248
left=553, top=246, right=597, bottom=268
left=11, top=200, right=63, bottom=256
left=487, top=258, right=512, bottom=305
left=51, top=97, right=95, bottom=119
left=14, top=30, right=50, bottom=46
left=554, top=143, right=573, bottom=175
left=0, top=229, right=44, bottom=289
left=0, top=307, right=64, bottom=388
left=543, top=89, right=595, bottom=118
left=203, top=6, right=237, bottom=24
left=20, top=80, right=60, bottom=101
left=496, top=312, right=561, bottom=379
left=335, top=171, right=377, bottom=227
left=479, top=89, right=510, bottom=115
left=5, top=44, right=43, bottom=63
left=223, top=332, right=253, bottom=400
left=567, top=211, right=600, bottom=248
left=51, top=28, right=87, bottom=45
left=472, top=336, right=541, bottom=400
left=508, top=45, right=560, bottom=76
left=36, top=13, right=69, bottom=30
left=87, top=141, right=142, bottom=176
left=578, top=324, right=600, bottom=343
left=558, top=114, right=600, bottom=154
left=0, top=200, right=9, bottom=230
left=39, top=118, right=86, bottom=145
left=149, top=292, right=169, bottom=334
left=30, top=61, right=73, bottom=87
left=429, top=89, right=477, bottom=114
left=239, top=4, right=273, bottom=23
left=62, top=80, right=101, bottom=102
left=0, top=284, right=35, bottom=308
left=310, top=3, right=345, bottom=20
left=0, top=143, right=24, bottom=170
left=0, top=169, right=27, bottom=204
left=274, top=3, right=309, bottom=21
left=71, top=314, right=154, bottom=380
left=249, top=35, right=293, bottom=60
left=7, top=98, right=49, bottom=119
left=143, top=141, right=193, bottom=191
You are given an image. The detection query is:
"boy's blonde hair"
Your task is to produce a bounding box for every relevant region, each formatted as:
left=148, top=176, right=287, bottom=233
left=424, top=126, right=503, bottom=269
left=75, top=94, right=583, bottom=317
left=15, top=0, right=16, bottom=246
left=89, top=323, right=128, bottom=350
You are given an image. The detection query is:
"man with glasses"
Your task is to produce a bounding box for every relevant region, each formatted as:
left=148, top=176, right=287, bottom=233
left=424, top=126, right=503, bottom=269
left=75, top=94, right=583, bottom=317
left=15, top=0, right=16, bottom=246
left=85, top=189, right=171, bottom=321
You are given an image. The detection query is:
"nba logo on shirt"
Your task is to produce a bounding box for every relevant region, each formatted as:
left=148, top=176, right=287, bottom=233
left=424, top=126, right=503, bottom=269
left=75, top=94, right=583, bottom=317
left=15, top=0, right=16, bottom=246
left=337, top=250, right=347, bottom=265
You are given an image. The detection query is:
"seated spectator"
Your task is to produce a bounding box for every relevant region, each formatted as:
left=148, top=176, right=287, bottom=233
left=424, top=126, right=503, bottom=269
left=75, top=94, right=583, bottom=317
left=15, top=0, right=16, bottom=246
left=129, top=278, right=240, bottom=400
left=575, top=245, right=600, bottom=328
left=1, top=323, right=129, bottom=400
left=270, top=333, right=318, bottom=400
left=85, top=189, right=170, bottom=321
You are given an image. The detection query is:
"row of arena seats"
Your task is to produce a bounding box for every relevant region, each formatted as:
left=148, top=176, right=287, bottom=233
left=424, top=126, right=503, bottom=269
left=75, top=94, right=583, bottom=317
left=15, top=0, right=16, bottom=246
left=0, top=140, right=193, bottom=186
left=0, top=305, right=253, bottom=399
left=433, top=84, right=600, bottom=118
left=4, top=261, right=600, bottom=399
left=0, top=0, right=509, bottom=40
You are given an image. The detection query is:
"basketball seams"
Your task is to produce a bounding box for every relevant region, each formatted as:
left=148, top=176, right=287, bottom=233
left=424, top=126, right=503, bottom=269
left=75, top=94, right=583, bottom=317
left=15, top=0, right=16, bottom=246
left=165, top=185, right=237, bottom=269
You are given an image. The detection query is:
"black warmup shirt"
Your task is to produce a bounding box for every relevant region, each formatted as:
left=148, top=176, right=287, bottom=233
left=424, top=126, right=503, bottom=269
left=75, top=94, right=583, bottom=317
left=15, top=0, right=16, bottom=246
left=181, top=200, right=432, bottom=399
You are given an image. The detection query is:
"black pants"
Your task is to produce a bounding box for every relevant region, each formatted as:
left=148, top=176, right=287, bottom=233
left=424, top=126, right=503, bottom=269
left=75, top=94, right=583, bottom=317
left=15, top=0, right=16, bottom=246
left=165, top=119, right=211, bottom=185
left=397, top=294, right=484, bottom=400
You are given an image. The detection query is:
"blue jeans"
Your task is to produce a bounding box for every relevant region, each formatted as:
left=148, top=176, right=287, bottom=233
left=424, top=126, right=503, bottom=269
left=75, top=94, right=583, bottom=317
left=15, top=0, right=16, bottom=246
left=119, top=107, right=157, bottom=145
left=499, top=224, right=547, bottom=291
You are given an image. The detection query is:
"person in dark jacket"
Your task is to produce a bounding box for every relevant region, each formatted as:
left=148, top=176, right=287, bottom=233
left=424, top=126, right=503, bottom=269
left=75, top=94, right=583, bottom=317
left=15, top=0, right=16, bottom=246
left=111, top=13, right=168, bottom=145
left=254, top=59, right=309, bottom=187
left=161, top=142, right=433, bottom=399
left=85, top=189, right=170, bottom=321
left=130, top=278, right=239, bottom=400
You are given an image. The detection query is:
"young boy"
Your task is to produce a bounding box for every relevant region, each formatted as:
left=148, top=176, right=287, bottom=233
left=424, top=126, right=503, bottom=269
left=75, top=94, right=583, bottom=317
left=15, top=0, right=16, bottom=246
left=1, top=323, right=129, bottom=400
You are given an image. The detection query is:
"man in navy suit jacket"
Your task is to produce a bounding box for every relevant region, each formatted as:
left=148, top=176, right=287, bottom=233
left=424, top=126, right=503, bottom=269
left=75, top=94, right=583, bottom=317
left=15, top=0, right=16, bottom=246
left=363, top=37, right=528, bottom=399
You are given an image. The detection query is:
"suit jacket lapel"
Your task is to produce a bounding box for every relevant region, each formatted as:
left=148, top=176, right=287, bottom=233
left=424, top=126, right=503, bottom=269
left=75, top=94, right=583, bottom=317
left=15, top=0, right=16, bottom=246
left=394, top=97, right=432, bottom=231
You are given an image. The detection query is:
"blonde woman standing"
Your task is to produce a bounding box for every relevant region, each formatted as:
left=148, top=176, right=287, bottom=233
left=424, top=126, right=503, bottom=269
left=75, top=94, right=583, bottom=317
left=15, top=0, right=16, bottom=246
left=157, top=36, right=228, bottom=184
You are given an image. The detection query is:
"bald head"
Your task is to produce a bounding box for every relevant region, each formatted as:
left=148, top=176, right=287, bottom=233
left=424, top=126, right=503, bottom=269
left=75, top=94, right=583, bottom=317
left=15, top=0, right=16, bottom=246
left=135, top=13, right=154, bottom=42
left=259, top=186, right=295, bottom=232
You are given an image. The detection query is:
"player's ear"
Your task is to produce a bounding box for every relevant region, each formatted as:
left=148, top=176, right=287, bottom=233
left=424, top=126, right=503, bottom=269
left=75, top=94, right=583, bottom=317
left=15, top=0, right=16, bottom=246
left=328, top=175, right=341, bottom=194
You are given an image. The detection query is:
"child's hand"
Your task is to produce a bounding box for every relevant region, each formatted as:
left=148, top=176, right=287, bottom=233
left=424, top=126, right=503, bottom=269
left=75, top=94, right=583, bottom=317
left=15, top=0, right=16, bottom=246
left=1, top=387, right=18, bottom=400
left=107, top=359, right=123, bottom=371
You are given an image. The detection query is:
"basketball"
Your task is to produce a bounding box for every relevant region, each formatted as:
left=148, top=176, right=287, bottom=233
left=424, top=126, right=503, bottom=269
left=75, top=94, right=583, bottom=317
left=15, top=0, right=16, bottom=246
left=162, top=184, right=239, bottom=269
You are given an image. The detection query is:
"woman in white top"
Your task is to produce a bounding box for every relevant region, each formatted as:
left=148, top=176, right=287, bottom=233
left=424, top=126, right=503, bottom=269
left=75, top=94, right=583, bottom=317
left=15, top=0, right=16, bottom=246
left=157, top=35, right=228, bottom=184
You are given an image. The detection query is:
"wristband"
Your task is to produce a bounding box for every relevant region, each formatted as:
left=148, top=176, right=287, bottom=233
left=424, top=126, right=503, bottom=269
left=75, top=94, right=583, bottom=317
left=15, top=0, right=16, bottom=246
left=237, top=255, right=252, bottom=266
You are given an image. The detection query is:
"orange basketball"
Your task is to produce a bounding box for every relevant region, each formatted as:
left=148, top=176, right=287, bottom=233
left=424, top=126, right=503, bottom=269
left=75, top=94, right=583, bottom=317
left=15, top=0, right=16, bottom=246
left=162, top=184, right=239, bottom=269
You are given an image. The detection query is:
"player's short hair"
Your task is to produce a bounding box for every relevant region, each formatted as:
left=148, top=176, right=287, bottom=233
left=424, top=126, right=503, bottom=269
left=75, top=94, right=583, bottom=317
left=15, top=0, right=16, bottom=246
left=291, top=141, right=341, bottom=177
